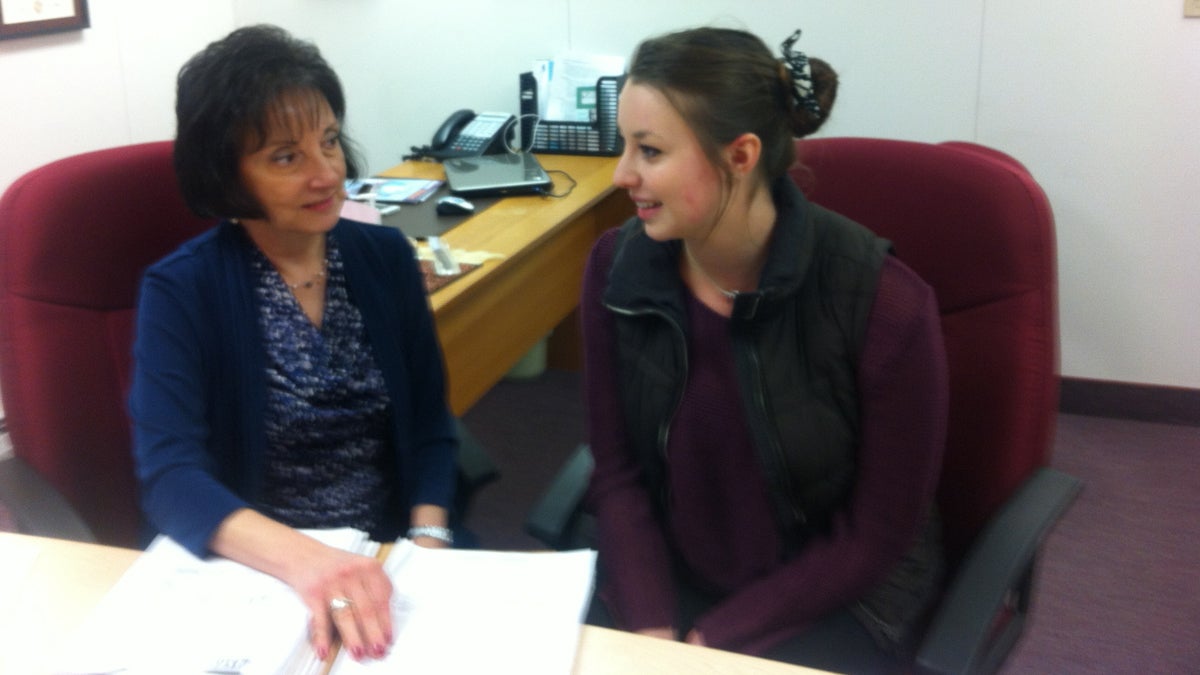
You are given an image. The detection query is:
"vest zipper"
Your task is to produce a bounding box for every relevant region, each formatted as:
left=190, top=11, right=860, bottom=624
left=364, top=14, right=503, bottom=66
left=744, top=335, right=808, bottom=531
left=606, top=303, right=689, bottom=507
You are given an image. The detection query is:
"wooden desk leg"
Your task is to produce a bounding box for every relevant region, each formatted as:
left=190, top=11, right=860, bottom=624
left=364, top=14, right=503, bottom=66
left=546, top=308, right=583, bottom=372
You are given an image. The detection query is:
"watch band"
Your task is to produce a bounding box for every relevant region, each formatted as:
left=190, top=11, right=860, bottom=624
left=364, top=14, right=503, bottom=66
left=407, top=525, right=454, bottom=545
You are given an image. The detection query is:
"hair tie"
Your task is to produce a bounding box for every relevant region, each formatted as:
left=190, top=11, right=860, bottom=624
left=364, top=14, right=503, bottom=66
left=780, top=29, right=821, bottom=117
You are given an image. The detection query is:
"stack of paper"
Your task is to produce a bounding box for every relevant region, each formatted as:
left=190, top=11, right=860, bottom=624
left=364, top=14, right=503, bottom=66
left=331, top=541, right=597, bottom=675
left=51, top=529, right=376, bottom=675
left=50, top=533, right=596, bottom=675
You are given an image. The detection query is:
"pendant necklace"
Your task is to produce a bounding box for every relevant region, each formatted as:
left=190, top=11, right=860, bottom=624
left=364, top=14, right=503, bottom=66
left=683, top=244, right=739, bottom=300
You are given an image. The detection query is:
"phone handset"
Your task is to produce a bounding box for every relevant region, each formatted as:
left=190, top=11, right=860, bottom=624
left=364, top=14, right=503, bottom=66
left=431, top=109, right=475, bottom=151
left=427, top=110, right=516, bottom=159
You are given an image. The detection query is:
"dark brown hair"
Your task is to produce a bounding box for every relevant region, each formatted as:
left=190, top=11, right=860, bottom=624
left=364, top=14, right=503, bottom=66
left=626, top=27, right=837, bottom=183
left=173, top=24, right=363, bottom=219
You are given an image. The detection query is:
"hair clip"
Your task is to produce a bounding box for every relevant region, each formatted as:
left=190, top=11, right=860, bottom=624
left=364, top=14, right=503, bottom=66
left=781, top=29, right=822, bottom=117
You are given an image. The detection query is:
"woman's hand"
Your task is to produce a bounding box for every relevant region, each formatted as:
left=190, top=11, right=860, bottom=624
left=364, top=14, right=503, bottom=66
left=209, top=509, right=394, bottom=662
left=684, top=628, right=707, bottom=647
left=292, top=546, right=393, bottom=662
left=636, top=626, right=678, bottom=641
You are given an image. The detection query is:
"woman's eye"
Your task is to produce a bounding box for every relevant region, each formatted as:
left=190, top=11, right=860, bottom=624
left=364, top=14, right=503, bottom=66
left=640, top=145, right=661, bottom=159
left=323, top=134, right=341, bottom=149
left=271, top=152, right=297, bottom=166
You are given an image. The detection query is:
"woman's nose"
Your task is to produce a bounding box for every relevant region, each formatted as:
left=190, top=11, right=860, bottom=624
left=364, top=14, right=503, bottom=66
left=310, top=152, right=343, bottom=187
left=612, top=153, right=637, bottom=189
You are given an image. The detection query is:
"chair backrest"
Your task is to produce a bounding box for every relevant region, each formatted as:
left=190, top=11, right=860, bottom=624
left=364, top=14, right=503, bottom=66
left=791, top=137, right=1059, bottom=567
left=0, top=141, right=214, bottom=546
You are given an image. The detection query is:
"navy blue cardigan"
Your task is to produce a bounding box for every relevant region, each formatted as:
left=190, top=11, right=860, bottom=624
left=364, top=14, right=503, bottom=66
left=129, top=219, right=457, bottom=557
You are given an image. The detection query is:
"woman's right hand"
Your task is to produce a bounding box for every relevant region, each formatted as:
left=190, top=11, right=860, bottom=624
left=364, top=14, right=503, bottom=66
left=209, top=509, right=394, bottom=662
left=290, top=545, right=394, bottom=662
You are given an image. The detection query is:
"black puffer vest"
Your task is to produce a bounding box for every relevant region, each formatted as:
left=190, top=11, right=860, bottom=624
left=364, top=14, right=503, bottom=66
left=602, top=177, right=890, bottom=548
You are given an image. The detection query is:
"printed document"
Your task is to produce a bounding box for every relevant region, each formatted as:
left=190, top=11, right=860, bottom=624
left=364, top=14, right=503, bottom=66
left=331, top=541, right=597, bottom=675
left=537, top=53, right=626, bottom=123
left=48, top=532, right=595, bottom=675
left=51, top=529, right=375, bottom=675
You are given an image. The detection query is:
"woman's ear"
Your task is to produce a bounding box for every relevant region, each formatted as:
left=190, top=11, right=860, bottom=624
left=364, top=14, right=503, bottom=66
left=725, top=133, right=763, bottom=177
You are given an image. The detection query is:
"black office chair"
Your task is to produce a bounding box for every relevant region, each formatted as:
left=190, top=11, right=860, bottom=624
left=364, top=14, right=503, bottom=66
left=453, top=419, right=501, bottom=540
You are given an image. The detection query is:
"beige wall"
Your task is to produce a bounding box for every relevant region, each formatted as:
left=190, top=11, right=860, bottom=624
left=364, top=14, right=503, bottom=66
left=1, top=0, right=1197, bottom=391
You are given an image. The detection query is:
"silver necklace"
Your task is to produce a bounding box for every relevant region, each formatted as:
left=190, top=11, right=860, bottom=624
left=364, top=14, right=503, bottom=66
left=285, top=260, right=328, bottom=291
left=683, top=244, right=739, bottom=300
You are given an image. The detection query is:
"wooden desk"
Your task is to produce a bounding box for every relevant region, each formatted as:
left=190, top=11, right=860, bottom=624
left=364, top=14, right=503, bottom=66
left=380, top=155, right=631, bottom=416
left=0, top=533, right=826, bottom=675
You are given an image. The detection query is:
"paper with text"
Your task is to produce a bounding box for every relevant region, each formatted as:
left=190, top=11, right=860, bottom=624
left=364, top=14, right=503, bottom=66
left=50, top=528, right=375, bottom=675
left=331, top=541, right=597, bottom=675
left=541, top=53, right=626, bottom=123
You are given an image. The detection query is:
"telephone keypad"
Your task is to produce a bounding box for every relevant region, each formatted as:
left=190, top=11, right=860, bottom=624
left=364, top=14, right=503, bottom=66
left=449, top=114, right=509, bottom=153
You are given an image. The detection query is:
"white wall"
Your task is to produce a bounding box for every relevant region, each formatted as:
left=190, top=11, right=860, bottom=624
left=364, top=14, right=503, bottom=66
left=0, top=1, right=233, bottom=188
left=1, top=0, right=1197, bottom=390
left=566, top=2, right=987, bottom=144
left=977, top=0, right=1200, bottom=388
left=231, top=0, right=572, bottom=175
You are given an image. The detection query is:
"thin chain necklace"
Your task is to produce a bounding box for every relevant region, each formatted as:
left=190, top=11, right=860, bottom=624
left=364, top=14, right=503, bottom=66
left=285, top=259, right=328, bottom=291
left=683, top=244, right=739, bottom=300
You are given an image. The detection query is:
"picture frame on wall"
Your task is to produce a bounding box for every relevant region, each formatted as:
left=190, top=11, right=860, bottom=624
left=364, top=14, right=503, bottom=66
left=0, top=0, right=89, bottom=40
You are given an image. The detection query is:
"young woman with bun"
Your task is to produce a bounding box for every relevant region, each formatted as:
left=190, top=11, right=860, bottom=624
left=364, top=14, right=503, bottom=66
left=580, top=27, right=949, bottom=672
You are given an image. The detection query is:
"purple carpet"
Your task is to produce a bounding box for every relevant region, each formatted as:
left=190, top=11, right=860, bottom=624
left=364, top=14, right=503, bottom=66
left=1001, top=414, right=1200, bottom=674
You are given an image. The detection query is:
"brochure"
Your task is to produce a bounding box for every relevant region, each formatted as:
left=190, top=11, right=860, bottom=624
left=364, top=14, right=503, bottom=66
left=347, top=177, right=443, bottom=204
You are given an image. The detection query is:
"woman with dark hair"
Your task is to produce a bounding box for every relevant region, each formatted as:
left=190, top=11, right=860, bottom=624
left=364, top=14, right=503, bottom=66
left=582, top=26, right=948, bottom=672
left=130, top=25, right=456, bottom=662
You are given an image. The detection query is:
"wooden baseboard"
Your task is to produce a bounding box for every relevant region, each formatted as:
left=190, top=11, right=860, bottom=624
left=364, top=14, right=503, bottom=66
left=1059, top=377, right=1200, bottom=427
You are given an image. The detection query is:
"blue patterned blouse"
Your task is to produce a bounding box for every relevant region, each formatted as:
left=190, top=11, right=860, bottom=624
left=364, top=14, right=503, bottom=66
left=250, top=234, right=391, bottom=533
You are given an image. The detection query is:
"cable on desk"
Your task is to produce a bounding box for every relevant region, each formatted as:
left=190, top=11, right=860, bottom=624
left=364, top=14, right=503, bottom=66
left=542, top=170, right=577, bottom=199
left=508, top=114, right=542, bottom=155
left=403, top=145, right=441, bottom=162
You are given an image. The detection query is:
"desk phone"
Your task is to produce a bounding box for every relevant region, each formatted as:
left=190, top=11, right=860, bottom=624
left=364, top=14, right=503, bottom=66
left=429, top=110, right=515, bottom=159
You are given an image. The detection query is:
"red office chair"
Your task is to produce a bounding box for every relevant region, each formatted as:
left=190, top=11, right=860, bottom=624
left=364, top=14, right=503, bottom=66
left=0, top=141, right=498, bottom=548
left=793, top=137, right=1080, bottom=673
left=526, top=138, right=1081, bottom=674
left=0, top=141, right=214, bottom=546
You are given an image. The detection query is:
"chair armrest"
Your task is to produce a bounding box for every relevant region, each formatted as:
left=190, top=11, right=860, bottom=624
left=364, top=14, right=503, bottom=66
left=524, top=444, right=594, bottom=549
left=0, top=455, right=96, bottom=543
left=916, top=467, right=1082, bottom=675
left=454, top=418, right=500, bottom=492
left=452, top=418, right=500, bottom=523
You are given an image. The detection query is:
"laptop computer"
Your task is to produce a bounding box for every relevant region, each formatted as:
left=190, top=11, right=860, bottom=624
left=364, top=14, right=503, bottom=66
left=443, top=152, right=552, bottom=197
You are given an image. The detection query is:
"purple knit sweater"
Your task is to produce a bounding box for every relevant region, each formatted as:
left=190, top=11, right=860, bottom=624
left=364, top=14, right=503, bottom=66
left=582, top=227, right=947, bottom=655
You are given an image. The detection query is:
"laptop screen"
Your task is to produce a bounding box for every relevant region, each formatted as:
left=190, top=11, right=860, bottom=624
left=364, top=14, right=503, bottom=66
left=443, top=153, right=552, bottom=197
